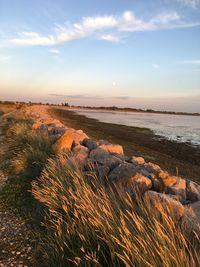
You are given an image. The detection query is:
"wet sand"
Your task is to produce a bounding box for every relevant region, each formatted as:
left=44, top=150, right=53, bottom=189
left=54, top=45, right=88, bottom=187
left=49, top=108, right=200, bottom=183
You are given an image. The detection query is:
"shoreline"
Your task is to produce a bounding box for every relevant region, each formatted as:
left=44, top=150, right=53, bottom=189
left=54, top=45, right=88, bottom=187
left=49, top=107, right=200, bottom=183
left=65, top=106, right=200, bottom=117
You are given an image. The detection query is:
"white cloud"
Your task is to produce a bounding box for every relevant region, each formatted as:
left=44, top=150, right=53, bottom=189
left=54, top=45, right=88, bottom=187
left=48, top=48, right=60, bottom=54
left=99, top=34, right=120, bottom=43
left=153, top=64, right=160, bottom=69
left=10, top=10, right=200, bottom=46
left=177, top=0, right=200, bottom=9
left=0, top=55, right=12, bottom=61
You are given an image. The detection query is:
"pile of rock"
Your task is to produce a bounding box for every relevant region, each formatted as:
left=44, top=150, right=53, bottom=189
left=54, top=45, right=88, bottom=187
left=20, top=106, right=200, bottom=235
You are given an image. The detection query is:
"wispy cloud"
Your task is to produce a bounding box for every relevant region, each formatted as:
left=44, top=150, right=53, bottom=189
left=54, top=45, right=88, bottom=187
left=50, top=94, right=132, bottom=100
left=99, top=34, right=120, bottom=43
left=48, top=48, right=60, bottom=54
left=50, top=94, right=103, bottom=99
left=0, top=55, right=12, bottom=61
left=10, top=10, right=200, bottom=46
left=177, top=0, right=200, bottom=9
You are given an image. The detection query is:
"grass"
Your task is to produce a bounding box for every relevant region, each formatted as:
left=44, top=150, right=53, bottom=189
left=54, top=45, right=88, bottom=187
left=0, top=102, right=19, bottom=115
left=0, top=111, right=54, bottom=223
left=32, top=153, right=200, bottom=267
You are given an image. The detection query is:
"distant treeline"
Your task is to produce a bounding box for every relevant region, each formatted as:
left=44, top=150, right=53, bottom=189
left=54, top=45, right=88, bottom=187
left=0, top=100, right=199, bottom=116
left=71, top=105, right=200, bottom=116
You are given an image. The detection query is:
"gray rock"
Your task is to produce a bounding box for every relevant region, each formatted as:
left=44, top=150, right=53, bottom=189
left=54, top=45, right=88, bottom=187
left=89, top=148, right=122, bottom=169
left=186, top=180, right=200, bottom=202
left=48, top=126, right=66, bottom=136
left=144, top=162, right=161, bottom=173
left=108, top=162, right=140, bottom=182
left=98, top=140, right=110, bottom=145
left=82, top=138, right=98, bottom=150
left=71, top=145, right=89, bottom=167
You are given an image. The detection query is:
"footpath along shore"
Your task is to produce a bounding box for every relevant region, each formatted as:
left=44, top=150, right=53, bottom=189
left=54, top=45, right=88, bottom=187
left=21, top=105, right=200, bottom=236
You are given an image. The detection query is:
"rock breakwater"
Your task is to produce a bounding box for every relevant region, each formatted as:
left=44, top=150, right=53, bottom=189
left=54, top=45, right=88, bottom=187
left=14, top=105, right=200, bottom=235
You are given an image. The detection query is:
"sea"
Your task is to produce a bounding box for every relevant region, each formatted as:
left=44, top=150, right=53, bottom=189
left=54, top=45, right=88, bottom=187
left=73, top=109, right=200, bottom=147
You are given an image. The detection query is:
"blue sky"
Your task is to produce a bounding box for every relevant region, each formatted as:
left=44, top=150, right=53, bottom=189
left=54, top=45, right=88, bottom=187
left=0, top=0, right=200, bottom=111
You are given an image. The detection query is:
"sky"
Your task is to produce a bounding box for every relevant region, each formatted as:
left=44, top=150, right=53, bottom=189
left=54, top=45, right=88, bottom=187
left=0, top=0, right=200, bottom=112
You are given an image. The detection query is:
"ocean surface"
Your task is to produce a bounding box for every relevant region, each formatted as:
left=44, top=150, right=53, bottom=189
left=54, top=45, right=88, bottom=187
left=73, top=109, right=200, bottom=147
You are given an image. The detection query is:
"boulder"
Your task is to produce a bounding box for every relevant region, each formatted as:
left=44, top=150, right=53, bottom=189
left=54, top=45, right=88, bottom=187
left=73, top=130, right=88, bottom=145
left=108, top=163, right=140, bottom=182
left=82, top=138, right=98, bottom=150
left=71, top=144, right=89, bottom=167
left=143, top=191, right=185, bottom=221
left=186, top=180, right=200, bottom=202
left=48, top=126, right=66, bottom=136
left=52, top=129, right=75, bottom=152
left=99, top=143, right=124, bottom=155
left=158, top=171, right=186, bottom=202
left=144, top=162, right=161, bottom=173
left=132, top=156, right=145, bottom=165
left=89, top=147, right=122, bottom=170
left=129, top=173, right=152, bottom=194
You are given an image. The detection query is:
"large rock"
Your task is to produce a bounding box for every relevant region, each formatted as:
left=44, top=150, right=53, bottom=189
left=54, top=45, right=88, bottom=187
left=73, top=130, right=88, bottom=145
left=48, top=126, right=66, bottom=136
left=89, top=148, right=122, bottom=170
left=131, top=156, right=145, bottom=165
left=71, top=144, right=89, bottom=167
left=144, top=162, right=161, bottom=173
left=108, top=163, right=140, bottom=182
left=129, top=173, right=152, bottom=194
left=99, top=143, right=124, bottom=155
left=53, top=129, right=75, bottom=152
left=143, top=191, right=185, bottom=221
left=158, top=171, right=186, bottom=203
left=186, top=180, right=200, bottom=202
left=82, top=138, right=98, bottom=151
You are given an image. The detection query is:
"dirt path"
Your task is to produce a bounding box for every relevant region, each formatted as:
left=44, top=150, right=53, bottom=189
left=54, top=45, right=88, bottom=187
left=0, top=119, right=35, bottom=267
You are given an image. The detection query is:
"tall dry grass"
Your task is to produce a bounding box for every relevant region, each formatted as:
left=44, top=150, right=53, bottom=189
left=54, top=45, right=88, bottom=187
left=1, top=112, right=54, bottom=221
left=32, top=153, right=200, bottom=267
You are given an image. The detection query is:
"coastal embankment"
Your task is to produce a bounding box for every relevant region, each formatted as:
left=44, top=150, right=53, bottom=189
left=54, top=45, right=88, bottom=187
left=50, top=108, right=200, bottom=182
left=0, top=104, right=200, bottom=266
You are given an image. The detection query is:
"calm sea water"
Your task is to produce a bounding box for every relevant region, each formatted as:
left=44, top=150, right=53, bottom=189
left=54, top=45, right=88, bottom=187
left=73, top=109, right=200, bottom=146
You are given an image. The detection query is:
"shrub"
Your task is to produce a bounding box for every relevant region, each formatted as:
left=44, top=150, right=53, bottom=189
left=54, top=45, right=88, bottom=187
left=32, top=153, right=200, bottom=267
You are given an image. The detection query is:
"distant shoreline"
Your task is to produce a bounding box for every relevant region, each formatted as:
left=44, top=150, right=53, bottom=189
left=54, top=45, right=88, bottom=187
left=67, top=106, right=200, bottom=117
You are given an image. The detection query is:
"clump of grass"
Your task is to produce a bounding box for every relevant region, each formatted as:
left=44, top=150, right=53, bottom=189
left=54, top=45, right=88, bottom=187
left=32, top=153, right=200, bottom=267
left=1, top=112, right=54, bottom=221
